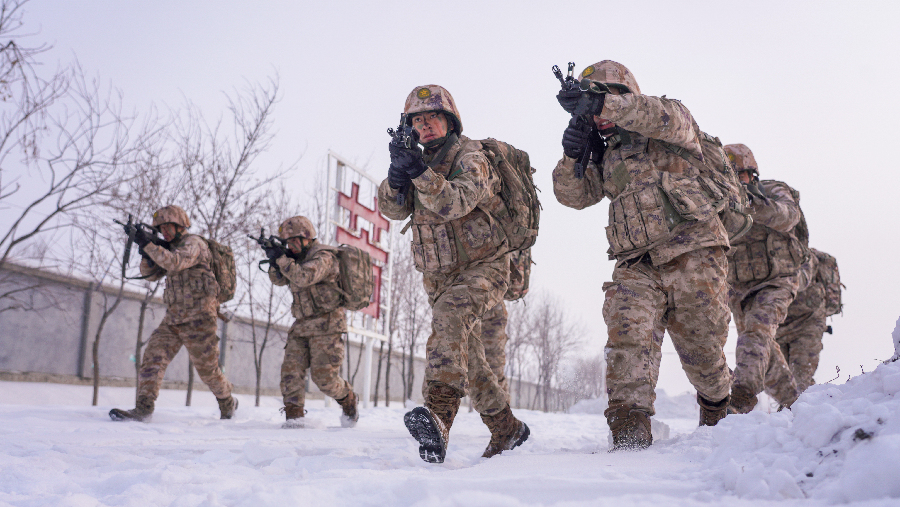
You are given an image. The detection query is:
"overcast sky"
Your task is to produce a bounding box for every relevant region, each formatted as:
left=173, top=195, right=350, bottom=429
left=19, top=0, right=900, bottom=395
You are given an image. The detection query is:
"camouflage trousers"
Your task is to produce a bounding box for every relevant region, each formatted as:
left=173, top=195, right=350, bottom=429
left=477, top=301, right=509, bottom=399
left=138, top=312, right=232, bottom=402
left=602, top=247, right=732, bottom=416
left=281, top=324, right=351, bottom=409
left=730, top=284, right=801, bottom=406
left=422, top=256, right=510, bottom=416
left=769, top=306, right=827, bottom=393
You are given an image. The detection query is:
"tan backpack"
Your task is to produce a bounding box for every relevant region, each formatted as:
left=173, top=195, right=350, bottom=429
left=205, top=238, right=236, bottom=304
left=813, top=249, right=843, bottom=316
left=335, top=245, right=375, bottom=311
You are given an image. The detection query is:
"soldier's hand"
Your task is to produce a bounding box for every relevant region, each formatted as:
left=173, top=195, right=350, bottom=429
left=562, top=117, right=591, bottom=159
left=388, top=162, right=410, bottom=189
left=264, top=245, right=283, bottom=261
left=389, top=142, right=427, bottom=179
left=556, top=88, right=582, bottom=114
left=133, top=227, right=153, bottom=248
left=744, top=182, right=769, bottom=205
left=572, top=89, right=607, bottom=117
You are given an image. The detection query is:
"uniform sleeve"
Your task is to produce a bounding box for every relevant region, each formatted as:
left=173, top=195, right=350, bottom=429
left=268, top=264, right=289, bottom=286
left=601, top=94, right=702, bottom=158
left=275, top=250, right=336, bottom=288
left=143, top=235, right=204, bottom=273
left=138, top=256, right=165, bottom=281
left=378, top=178, right=412, bottom=221
left=752, top=182, right=801, bottom=232
left=552, top=154, right=605, bottom=209
left=411, top=151, right=498, bottom=220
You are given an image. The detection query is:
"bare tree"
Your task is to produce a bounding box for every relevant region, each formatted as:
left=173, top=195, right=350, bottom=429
left=524, top=291, right=583, bottom=412
left=505, top=299, right=533, bottom=408
left=391, top=246, right=430, bottom=401
left=169, top=75, right=296, bottom=403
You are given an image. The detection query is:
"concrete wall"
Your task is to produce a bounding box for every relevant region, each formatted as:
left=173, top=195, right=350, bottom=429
left=0, top=263, right=571, bottom=410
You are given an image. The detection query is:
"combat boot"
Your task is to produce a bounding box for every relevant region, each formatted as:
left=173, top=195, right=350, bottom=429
left=698, top=393, right=730, bottom=427
left=109, top=397, right=154, bottom=422
left=606, top=406, right=652, bottom=451
left=281, top=404, right=306, bottom=429
left=404, top=383, right=460, bottom=464
left=336, top=391, right=359, bottom=428
left=480, top=405, right=530, bottom=458
left=727, top=385, right=758, bottom=415
left=217, top=395, right=238, bottom=420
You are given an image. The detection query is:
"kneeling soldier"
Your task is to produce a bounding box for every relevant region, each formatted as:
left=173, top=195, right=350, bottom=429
left=268, top=216, right=359, bottom=428
left=110, top=205, right=237, bottom=422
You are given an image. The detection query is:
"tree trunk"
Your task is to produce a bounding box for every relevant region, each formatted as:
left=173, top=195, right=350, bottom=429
left=91, top=282, right=126, bottom=406
left=384, top=338, right=393, bottom=407
left=186, top=360, right=194, bottom=406
left=373, top=341, right=384, bottom=407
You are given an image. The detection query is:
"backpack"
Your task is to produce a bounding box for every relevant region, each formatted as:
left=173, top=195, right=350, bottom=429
left=335, top=245, right=375, bottom=311
left=813, top=248, right=843, bottom=316
left=205, top=238, right=236, bottom=304
left=661, top=132, right=753, bottom=243
left=478, top=139, right=540, bottom=301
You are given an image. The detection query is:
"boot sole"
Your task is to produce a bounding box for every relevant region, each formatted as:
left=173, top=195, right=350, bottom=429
left=108, top=408, right=147, bottom=422
left=404, top=407, right=446, bottom=464
left=512, top=422, right=530, bottom=450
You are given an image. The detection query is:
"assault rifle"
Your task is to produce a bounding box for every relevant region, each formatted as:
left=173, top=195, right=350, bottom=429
left=114, top=215, right=169, bottom=279
left=248, top=228, right=296, bottom=272
left=387, top=112, right=417, bottom=206
left=553, top=62, right=608, bottom=179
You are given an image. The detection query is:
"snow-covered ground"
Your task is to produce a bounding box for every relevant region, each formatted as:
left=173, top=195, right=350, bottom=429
left=2, top=361, right=899, bottom=507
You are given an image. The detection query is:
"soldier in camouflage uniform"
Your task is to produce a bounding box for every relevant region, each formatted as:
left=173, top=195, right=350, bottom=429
left=110, top=205, right=237, bottom=422
left=266, top=216, right=359, bottom=428
left=379, top=85, right=529, bottom=463
left=724, top=144, right=807, bottom=414
left=767, top=248, right=837, bottom=393
left=553, top=61, right=733, bottom=450
left=479, top=302, right=510, bottom=398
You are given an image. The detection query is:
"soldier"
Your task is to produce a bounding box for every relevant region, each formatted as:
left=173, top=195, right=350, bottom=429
left=378, top=85, right=529, bottom=463
left=724, top=143, right=807, bottom=413
left=266, top=216, right=359, bottom=428
left=110, top=205, right=237, bottom=422
left=768, top=248, right=839, bottom=393
left=479, top=302, right=510, bottom=399
left=553, top=60, right=733, bottom=450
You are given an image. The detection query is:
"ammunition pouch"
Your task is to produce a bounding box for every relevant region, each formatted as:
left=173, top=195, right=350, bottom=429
left=292, top=283, right=343, bottom=319
left=410, top=208, right=505, bottom=273
left=728, top=233, right=805, bottom=284
left=605, top=184, right=673, bottom=256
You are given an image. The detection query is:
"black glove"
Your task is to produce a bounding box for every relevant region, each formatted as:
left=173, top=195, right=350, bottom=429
left=264, top=245, right=284, bottom=261
left=744, top=182, right=769, bottom=205
left=389, top=142, right=427, bottom=179
left=133, top=227, right=154, bottom=248
left=572, top=90, right=607, bottom=117
left=388, top=162, right=410, bottom=189
left=556, top=88, right=582, bottom=114
left=562, top=116, right=591, bottom=159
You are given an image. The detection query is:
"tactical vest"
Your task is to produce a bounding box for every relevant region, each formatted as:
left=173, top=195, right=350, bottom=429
left=727, top=181, right=809, bottom=285
left=409, top=137, right=507, bottom=274
left=162, top=234, right=219, bottom=310
left=289, top=244, right=344, bottom=319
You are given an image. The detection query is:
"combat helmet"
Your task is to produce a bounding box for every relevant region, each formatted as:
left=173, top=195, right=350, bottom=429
left=724, top=144, right=760, bottom=178
left=152, top=205, right=190, bottom=229
left=278, top=216, right=316, bottom=240
left=404, top=85, right=462, bottom=135
left=579, top=60, right=641, bottom=95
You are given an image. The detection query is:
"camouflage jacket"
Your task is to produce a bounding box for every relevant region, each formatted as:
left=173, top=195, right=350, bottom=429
left=552, top=93, right=729, bottom=266
left=269, top=242, right=347, bottom=336
left=140, top=234, right=219, bottom=322
left=728, top=179, right=807, bottom=294
left=379, top=134, right=507, bottom=274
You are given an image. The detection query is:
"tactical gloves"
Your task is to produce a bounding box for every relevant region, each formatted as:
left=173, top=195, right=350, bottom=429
left=562, top=117, right=592, bottom=159
left=133, top=227, right=154, bottom=248
left=556, top=88, right=582, bottom=115
left=264, top=244, right=284, bottom=261
left=744, top=182, right=769, bottom=205
left=387, top=163, right=410, bottom=189
left=389, top=141, right=427, bottom=180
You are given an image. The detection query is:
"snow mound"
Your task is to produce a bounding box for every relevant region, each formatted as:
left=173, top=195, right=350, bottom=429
left=701, top=360, right=900, bottom=502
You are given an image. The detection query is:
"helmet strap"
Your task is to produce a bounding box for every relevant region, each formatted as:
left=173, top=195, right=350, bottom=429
left=423, top=133, right=459, bottom=167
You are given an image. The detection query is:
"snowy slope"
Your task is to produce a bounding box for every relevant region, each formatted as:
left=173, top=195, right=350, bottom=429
left=1, top=361, right=899, bottom=506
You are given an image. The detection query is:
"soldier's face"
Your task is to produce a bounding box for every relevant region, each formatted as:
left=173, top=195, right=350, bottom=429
left=287, top=237, right=309, bottom=253
left=160, top=223, right=179, bottom=241
left=411, top=111, right=449, bottom=143
left=738, top=171, right=752, bottom=184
